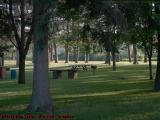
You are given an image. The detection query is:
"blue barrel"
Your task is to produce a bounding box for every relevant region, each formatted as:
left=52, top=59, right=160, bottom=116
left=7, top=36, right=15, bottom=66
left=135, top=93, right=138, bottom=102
left=11, top=69, right=17, bottom=80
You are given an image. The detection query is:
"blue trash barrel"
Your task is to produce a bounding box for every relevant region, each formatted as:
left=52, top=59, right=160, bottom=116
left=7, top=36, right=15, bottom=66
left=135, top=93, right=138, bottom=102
left=11, top=69, right=17, bottom=80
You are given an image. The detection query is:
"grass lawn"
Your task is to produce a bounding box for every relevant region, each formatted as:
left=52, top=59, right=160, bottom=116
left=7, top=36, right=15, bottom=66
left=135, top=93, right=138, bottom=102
left=0, top=61, right=160, bottom=120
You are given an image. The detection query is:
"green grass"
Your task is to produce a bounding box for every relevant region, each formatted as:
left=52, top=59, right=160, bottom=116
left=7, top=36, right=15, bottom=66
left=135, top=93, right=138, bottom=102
left=0, top=63, right=160, bottom=120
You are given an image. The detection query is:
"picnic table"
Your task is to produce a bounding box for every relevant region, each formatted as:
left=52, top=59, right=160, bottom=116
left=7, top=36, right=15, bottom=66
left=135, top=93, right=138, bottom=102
left=49, top=68, right=78, bottom=80
left=49, top=64, right=97, bottom=80
left=69, top=64, right=97, bottom=71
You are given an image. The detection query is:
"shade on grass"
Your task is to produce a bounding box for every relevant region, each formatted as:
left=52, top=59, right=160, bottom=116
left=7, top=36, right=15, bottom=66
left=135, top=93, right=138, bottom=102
left=0, top=64, right=159, bottom=120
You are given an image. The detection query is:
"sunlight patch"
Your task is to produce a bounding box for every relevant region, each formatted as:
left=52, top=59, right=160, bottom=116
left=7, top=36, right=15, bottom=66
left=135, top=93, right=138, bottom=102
left=55, top=89, right=150, bottom=99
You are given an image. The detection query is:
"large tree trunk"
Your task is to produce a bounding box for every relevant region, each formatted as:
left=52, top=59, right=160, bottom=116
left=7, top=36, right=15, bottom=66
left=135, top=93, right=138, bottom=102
left=27, top=3, right=53, bottom=113
left=65, top=44, right=69, bottom=63
left=105, top=51, right=111, bottom=65
left=133, top=44, right=138, bottom=64
left=154, top=32, right=160, bottom=91
left=53, top=42, right=58, bottom=63
left=18, top=0, right=26, bottom=84
left=18, top=51, right=25, bottom=84
left=111, top=51, right=116, bottom=71
left=16, top=49, right=19, bottom=67
left=128, top=44, right=132, bottom=63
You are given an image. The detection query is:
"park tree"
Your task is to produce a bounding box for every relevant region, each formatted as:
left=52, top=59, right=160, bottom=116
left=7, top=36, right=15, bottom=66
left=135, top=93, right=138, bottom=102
left=0, top=2, right=13, bottom=66
left=48, top=13, right=61, bottom=63
left=121, top=1, right=142, bottom=64
left=90, top=0, right=126, bottom=70
left=154, top=2, right=160, bottom=91
left=7, top=0, right=33, bottom=84
left=138, top=2, right=156, bottom=80
left=57, top=2, right=78, bottom=63
left=27, top=0, right=56, bottom=112
left=72, top=21, right=81, bottom=63
left=92, top=18, right=112, bottom=65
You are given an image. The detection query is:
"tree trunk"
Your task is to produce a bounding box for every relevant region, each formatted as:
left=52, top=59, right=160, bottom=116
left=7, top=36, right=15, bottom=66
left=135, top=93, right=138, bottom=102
left=148, top=56, right=153, bottom=80
left=133, top=44, right=138, bottom=64
left=48, top=47, right=50, bottom=62
left=65, top=20, right=70, bottom=63
left=0, top=55, right=4, bottom=66
left=0, top=57, right=2, bottom=66
left=105, top=51, right=111, bottom=65
left=2, top=55, right=4, bottom=66
left=144, top=50, right=148, bottom=63
left=50, top=44, right=53, bottom=61
left=53, top=42, right=58, bottom=63
left=48, top=44, right=53, bottom=62
left=18, top=52, right=25, bottom=84
left=74, top=46, right=79, bottom=63
left=65, top=44, right=69, bottom=63
left=27, top=3, right=53, bottom=113
left=73, top=47, right=76, bottom=62
left=16, top=49, right=19, bottom=67
left=9, top=0, right=33, bottom=84
left=116, top=53, right=121, bottom=62
left=111, top=51, right=116, bottom=71
left=154, top=32, right=160, bottom=91
left=18, top=0, right=25, bottom=84
left=85, top=51, right=89, bottom=63
left=75, top=46, right=79, bottom=63
left=128, top=44, right=132, bottom=63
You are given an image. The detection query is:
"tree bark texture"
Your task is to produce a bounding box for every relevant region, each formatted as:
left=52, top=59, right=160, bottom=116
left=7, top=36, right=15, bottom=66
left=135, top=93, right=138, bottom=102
left=53, top=42, right=58, bottom=63
left=154, top=32, right=160, bottom=91
left=48, top=44, right=53, bottom=62
left=74, top=46, right=79, bottom=63
left=144, top=50, right=148, bottom=63
left=128, top=44, right=132, bottom=63
left=148, top=56, right=153, bottom=80
left=75, top=46, right=79, bottom=63
left=85, top=51, right=89, bottom=63
left=18, top=51, right=25, bottom=84
left=27, top=2, right=53, bottom=113
left=0, top=55, right=4, bottom=66
left=111, top=51, right=116, bottom=71
left=65, top=44, right=69, bottom=63
left=133, top=44, right=138, bottom=64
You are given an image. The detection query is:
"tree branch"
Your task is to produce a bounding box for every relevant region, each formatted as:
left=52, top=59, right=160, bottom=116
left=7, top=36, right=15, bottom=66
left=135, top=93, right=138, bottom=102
left=9, top=35, right=18, bottom=49
left=8, top=0, right=21, bottom=48
left=24, top=5, right=34, bottom=55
